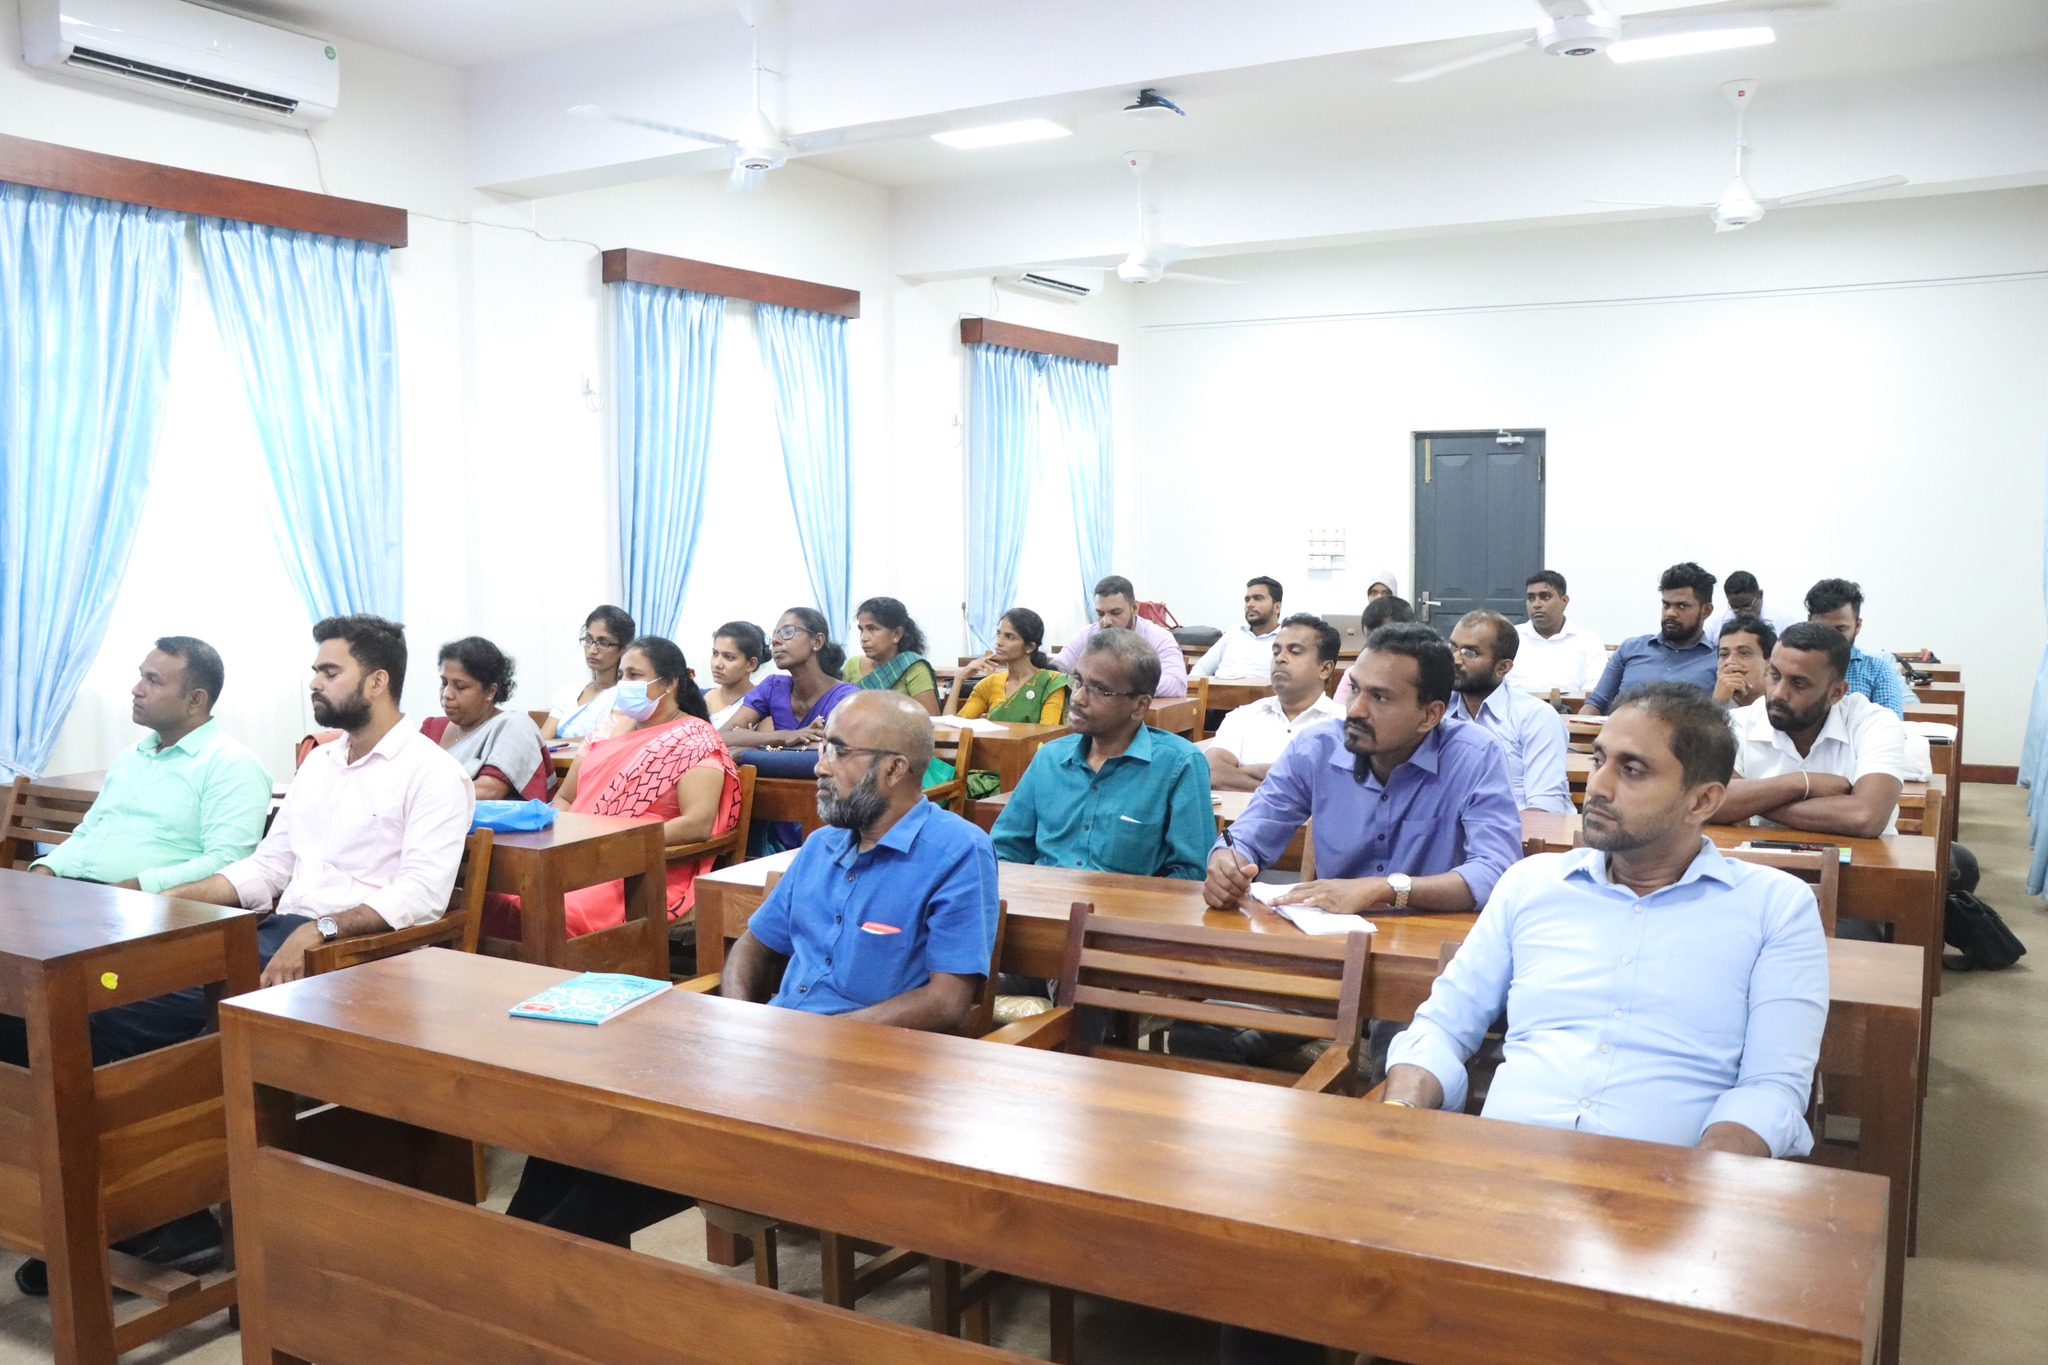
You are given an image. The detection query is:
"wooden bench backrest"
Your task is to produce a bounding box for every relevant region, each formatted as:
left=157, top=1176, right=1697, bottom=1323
left=0, top=776, right=95, bottom=870
left=304, top=830, right=496, bottom=975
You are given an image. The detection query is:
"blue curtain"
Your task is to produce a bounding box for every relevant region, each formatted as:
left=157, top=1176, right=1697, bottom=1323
left=614, top=282, right=724, bottom=638
left=965, top=343, right=1045, bottom=649
left=1044, top=353, right=1115, bottom=605
left=757, top=303, right=853, bottom=638
left=2024, top=433, right=2048, bottom=895
left=196, top=217, right=401, bottom=622
left=0, top=185, right=183, bottom=778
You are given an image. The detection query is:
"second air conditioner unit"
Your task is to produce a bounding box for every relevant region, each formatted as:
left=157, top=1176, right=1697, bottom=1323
left=998, top=269, right=1104, bottom=303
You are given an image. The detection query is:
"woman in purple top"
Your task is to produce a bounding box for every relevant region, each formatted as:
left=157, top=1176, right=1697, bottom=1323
left=718, top=606, right=858, bottom=753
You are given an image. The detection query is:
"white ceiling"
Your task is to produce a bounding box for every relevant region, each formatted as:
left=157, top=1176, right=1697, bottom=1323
left=214, top=0, right=738, bottom=69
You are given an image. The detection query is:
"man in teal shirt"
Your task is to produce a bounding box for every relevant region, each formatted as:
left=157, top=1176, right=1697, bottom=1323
left=33, top=637, right=270, bottom=892
left=992, top=628, right=1213, bottom=880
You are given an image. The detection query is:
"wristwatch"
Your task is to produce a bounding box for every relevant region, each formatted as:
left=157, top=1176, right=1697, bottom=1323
left=1387, top=873, right=1413, bottom=910
left=315, top=915, right=341, bottom=944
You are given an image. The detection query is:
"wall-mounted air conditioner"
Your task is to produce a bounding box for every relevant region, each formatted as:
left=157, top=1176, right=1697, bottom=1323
left=998, top=268, right=1104, bottom=303
left=22, top=0, right=340, bottom=127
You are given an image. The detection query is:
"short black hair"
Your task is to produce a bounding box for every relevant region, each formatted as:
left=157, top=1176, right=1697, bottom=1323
left=1776, top=620, right=1853, bottom=682
left=583, top=604, right=635, bottom=647
left=1246, top=575, right=1283, bottom=603
left=855, top=596, right=927, bottom=656
left=1081, top=626, right=1161, bottom=696
left=1093, top=575, right=1136, bottom=604
left=1361, top=595, right=1415, bottom=631
left=1525, top=569, right=1567, bottom=595
left=1806, top=577, right=1864, bottom=618
left=1658, top=561, right=1716, bottom=604
left=1717, top=614, right=1777, bottom=658
left=1610, top=681, right=1736, bottom=788
left=1724, top=570, right=1760, bottom=596
left=1457, top=610, right=1518, bottom=661
left=154, top=636, right=225, bottom=707
left=1279, top=612, right=1340, bottom=664
left=1363, top=621, right=1455, bottom=706
left=438, top=636, right=516, bottom=704
left=624, top=635, right=709, bottom=721
left=714, top=620, right=767, bottom=667
left=313, top=615, right=407, bottom=697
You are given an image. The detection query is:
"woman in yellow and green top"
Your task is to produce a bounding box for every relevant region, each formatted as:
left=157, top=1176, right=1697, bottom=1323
left=842, top=597, right=942, bottom=714
left=948, top=607, right=1068, bottom=725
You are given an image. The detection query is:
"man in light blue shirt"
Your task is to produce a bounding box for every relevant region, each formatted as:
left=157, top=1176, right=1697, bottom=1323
left=1582, top=561, right=1719, bottom=715
left=31, top=637, right=270, bottom=891
left=1384, top=681, right=1828, bottom=1158
left=1449, top=610, right=1571, bottom=813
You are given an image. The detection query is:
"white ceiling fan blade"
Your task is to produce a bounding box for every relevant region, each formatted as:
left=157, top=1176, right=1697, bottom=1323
left=1162, top=270, right=1241, bottom=285
left=1587, top=198, right=1715, bottom=209
left=572, top=105, right=733, bottom=148
left=1393, top=37, right=1536, bottom=84
left=1764, top=175, right=1907, bottom=208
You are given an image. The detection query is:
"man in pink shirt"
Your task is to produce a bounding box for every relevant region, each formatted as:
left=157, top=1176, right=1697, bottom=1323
left=1046, top=574, right=1189, bottom=698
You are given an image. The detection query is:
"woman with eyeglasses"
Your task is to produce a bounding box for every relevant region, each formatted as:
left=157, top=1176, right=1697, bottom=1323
left=540, top=605, right=635, bottom=742
left=718, top=607, right=857, bottom=754
left=842, top=596, right=940, bottom=716
left=488, top=634, right=741, bottom=943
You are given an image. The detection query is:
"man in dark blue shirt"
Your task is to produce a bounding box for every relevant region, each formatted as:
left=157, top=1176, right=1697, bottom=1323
left=1582, top=561, right=1719, bottom=715
left=507, top=691, right=999, bottom=1244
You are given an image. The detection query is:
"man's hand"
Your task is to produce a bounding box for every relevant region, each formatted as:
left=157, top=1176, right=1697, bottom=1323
left=1381, top=1062, right=1445, bottom=1111
left=1714, top=658, right=1760, bottom=704
left=1203, top=847, right=1259, bottom=909
left=29, top=864, right=54, bottom=876
left=259, top=921, right=324, bottom=988
left=1697, top=1121, right=1770, bottom=1157
left=1275, top=877, right=1390, bottom=916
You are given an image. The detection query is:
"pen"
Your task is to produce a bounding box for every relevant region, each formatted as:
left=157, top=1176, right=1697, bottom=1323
left=1220, top=825, right=1255, bottom=912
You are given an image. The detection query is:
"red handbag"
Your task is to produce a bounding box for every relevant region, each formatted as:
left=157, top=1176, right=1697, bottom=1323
left=1135, top=601, right=1180, bottom=630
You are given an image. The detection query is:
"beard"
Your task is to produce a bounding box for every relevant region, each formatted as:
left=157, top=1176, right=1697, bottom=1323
left=1766, top=697, right=1829, bottom=733
left=311, top=681, right=373, bottom=731
left=1659, top=617, right=1694, bottom=642
left=1580, top=797, right=1658, bottom=853
left=817, top=764, right=889, bottom=831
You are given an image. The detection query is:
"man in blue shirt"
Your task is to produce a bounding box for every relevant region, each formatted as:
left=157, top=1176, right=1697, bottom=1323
left=1383, top=680, right=1828, bottom=1155
left=992, top=628, right=1213, bottom=880
left=1805, top=576, right=1910, bottom=716
left=507, top=691, right=998, bottom=1246
left=1581, top=561, right=1719, bottom=716
left=1449, top=610, right=1571, bottom=813
left=1204, top=622, right=1521, bottom=917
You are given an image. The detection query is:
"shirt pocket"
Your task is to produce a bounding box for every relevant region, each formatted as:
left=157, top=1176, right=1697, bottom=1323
left=840, top=913, right=919, bottom=1004
left=1101, top=813, right=1164, bottom=875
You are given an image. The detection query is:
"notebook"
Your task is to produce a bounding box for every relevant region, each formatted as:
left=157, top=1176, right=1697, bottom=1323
left=1242, top=882, right=1378, bottom=936
left=509, top=973, right=670, bottom=1025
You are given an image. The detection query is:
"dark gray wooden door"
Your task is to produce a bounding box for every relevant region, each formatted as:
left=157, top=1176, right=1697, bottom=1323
left=1412, top=429, right=1545, bottom=636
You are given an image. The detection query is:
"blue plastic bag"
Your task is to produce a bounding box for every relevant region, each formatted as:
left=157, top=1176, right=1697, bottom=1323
left=472, top=799, right=556, bottom=832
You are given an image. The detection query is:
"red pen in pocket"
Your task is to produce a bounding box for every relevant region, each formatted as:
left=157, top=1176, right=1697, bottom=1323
left=859, top=921, right=902, bottom=935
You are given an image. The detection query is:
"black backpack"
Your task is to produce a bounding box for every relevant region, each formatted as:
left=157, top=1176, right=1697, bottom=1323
left=1942, top=843, right=2026, bottom=971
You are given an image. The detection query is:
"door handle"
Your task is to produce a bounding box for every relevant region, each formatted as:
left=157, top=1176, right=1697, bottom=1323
left=1416, top=591, right=1443, bottom=623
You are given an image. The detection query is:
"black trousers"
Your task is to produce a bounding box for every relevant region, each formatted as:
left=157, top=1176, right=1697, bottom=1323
left=0, top=913, right=308, bottom=1067
left=505, top=1157, right=695, bottom=1248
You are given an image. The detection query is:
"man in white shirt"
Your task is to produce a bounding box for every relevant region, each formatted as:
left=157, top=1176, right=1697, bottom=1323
left=1204, top=614, right=1345, bottom=792
left=1715, top=621, right=1906, bottom=839
left=1705, top=570, right=1799, bottom=644
left=1191, top=576, right=1284, bottom=680
left=1450, top=611, right=1572, bottom=813
left=1048, top=574, right=1189, bottom=698
left=1507, top=570, right=1607, bottom=694
left=165, top=613, right=475, bottom=986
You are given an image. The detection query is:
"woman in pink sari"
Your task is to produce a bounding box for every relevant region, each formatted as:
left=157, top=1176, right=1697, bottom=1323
left=485, top=635, right=741, bottom=941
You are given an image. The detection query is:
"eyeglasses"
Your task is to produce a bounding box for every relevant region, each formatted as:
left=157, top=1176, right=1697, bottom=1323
left=821, top=739, right=905, bottom=763
left=1453, top=645, right=1487, bottom=661
left=1071, top=676, right=1146, bottom=700
left=578, top=634, right=621, bottom=650
left=770, top=625, right=809, bottom=642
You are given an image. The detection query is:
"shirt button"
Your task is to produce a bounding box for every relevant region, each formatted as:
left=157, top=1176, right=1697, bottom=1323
left=1599, top=1043, right=1612, bottom=1054
left=825, top=957, right=833, bottom=966
left=1612, top=1009, right=1624, bottom=1019
left=1579, top=1099, right=1592, bottom=1110
left=1633, top=906, right=1643, bottom=915
left=799, top=985, right=809, bottom=992
left=847, top=873, right=855, bottom=884
left=834, top=916, right=842, bottom=924
left=1620, top=955, right=1632, bottom=965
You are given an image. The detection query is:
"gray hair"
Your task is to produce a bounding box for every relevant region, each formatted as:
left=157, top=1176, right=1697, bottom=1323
left=1082, top=627, right=1160, bottom=696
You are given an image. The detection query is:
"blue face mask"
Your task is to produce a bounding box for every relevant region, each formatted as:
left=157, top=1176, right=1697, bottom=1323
left=613, top=679, right=663, bottom=721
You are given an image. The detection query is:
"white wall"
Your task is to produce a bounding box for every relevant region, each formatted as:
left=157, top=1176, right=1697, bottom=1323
left=1130, top=187, right=2048, bottom=764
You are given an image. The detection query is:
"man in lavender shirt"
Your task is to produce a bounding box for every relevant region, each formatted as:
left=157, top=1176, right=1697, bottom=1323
left=1047, top=574, right=1189, bottom=698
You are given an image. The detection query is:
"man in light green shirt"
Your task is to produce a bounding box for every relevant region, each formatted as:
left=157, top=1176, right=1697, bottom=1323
left=33, top=637, right=270, bottom=893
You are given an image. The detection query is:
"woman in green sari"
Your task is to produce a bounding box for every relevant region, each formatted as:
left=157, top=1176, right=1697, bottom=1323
left=946, top=608, right=1069, bottom=799
left=843, top=597, right=941, bottom=715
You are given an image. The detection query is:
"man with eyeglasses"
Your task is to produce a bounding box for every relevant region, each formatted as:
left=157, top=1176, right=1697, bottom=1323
left=1449, top=610, right=1571, bottom=814
left=992, top=627, right=1213, bottom=879
left=505, top=690, right=1000, bottom=1246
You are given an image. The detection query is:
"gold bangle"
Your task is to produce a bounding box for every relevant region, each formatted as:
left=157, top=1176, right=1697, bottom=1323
left=1382, top=1099, right=1417, bottom=1109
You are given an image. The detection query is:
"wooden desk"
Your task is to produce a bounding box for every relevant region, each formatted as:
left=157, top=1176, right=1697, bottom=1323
left=549, top=745, right=576, bottom=775
left=222, top=951, right=1886, bottom=1365
left=478, top=812, right=667, bottom=978
left=946, top=720, right=1069, bottom=793
left=0, top=872, right=258, bottom=1363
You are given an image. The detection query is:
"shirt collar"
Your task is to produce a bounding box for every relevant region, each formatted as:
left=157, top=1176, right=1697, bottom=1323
left=331, top=715, right=420, bottom=768
left=1763, top=697, right=1851, bottom=756
left=1068, top=722, right=1157, bottom=767
left=1562, top=835, right=1736, bottom=892
left=142, top=717, right=216, bottom=758
left=1325, top=714, right=1447, bottom=779
left=1467, top=685, right=1515, bottom=725
left=1647, top=634, right=1711, bottom=656
left=829, top=796, right=936, bottom=867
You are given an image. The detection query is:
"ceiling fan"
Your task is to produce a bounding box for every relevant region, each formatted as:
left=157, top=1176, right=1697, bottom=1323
left=1113, top=152, right=1238, bottom=285
left=1590, top=79, right=1906, bottom=231
left=1394, top=0, right=1799, bottom=84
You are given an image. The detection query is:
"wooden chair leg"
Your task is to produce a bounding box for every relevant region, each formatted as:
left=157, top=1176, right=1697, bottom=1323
left=752, top=1224, right=778, bottom=1290
left=964, top=1295, right=992, bottom=1346
left=819, top=1230, right=859, bottom=1309
left=929, top=1257, right=964, bottom=1335
left=1049, top=1285, right=1077, bottom=1365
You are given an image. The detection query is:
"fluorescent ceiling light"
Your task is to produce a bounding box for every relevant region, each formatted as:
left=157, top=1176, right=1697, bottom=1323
left=932, top=119, right=1072, bottom=150
left=1609, top=26, right=1774, bottom=64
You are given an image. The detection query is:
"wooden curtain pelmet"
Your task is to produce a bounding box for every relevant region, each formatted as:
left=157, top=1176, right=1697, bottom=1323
left=600, top=248, right=861, bottom=318
left=959, top=317, right=1117, bottom=366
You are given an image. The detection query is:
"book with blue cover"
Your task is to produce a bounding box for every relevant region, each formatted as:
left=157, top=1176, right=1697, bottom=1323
left=509, top=973, right=670, bottom=1025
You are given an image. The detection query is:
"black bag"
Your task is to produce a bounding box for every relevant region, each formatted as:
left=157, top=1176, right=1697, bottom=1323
left=1172, top=625, right=1223, bottom=647
left=1943, top=888, right=2027, bottom=971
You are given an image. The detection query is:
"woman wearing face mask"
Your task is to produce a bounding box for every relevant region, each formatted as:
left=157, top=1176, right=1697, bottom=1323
left=485, top=635, right=742, bottom=941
